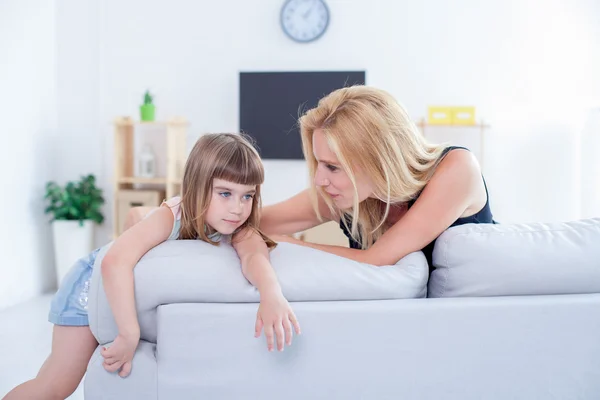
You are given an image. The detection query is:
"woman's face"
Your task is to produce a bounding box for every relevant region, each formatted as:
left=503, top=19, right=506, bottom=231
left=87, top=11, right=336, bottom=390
left=312, top=129, right=374, bottom=209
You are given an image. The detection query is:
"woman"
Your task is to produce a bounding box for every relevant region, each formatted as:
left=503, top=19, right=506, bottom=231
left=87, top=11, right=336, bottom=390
left=260, top=85, right=496, bottom=269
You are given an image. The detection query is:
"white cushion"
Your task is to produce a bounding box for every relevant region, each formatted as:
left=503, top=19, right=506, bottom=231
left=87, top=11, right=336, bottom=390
left=429, top=218, right=600, bottom=298
left=88, top=241, right=428, bottom=344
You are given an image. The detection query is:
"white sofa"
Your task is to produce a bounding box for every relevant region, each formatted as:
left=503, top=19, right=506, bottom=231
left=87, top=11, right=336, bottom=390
left=84, top=218, right=600, bottom=400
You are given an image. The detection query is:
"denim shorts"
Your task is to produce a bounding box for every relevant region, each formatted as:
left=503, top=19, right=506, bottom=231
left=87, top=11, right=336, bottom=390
left=48, top=248, right=100, bottom=326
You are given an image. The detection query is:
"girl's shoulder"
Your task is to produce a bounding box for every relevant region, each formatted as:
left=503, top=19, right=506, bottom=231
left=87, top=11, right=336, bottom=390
left=159, top=196, right=229, bottom=243
left=160, top=196, right=182, bottom=240
left=161, top=196, right=182, bottom=221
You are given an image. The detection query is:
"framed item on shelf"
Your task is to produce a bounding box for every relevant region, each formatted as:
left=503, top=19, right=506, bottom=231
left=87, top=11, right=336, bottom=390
left=451, top=106, right=476, bottom=125
left=427, top=106, right=477, bottom=125
left=427, top=106, right=453, bottom=125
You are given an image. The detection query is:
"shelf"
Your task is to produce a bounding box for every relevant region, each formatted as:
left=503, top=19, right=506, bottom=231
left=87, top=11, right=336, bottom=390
left=118, top=177, right=168, bottom=185
left=135, top=121, right=169, bottom=127
left=416, top=118, right=489, bottom=172
left=113, top=115, right=188, bottom=238
left=117, top=177, right=183, bottom=185
left=416, top=121, right=490, bottom=129
left=114, top=116, right=189, bottom=127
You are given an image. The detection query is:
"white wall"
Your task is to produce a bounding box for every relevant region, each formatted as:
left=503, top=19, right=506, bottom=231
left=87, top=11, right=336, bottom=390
left=0, top=0, right=57, bottom=310
left=55, top=1, right=103, bottom=186
left=4, top=0, right=599, bottom=307
left=581, top=107, right=600, bottom=218
left=89, top=0, right=600, bottom=227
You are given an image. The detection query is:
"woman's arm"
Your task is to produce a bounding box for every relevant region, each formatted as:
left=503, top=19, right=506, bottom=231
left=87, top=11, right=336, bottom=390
left=260, top=189, right=334, bottom=235
left=232, top=228, right=301, bottom=352
left=269, top=234, right=371, bottom=261
left=275, top=150, right=482, bottom=266
left=100, top=206, right=174, bottom=376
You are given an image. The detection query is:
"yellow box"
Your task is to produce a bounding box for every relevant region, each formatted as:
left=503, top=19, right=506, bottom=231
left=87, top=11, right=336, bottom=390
left=427, top=106, right=453, bottom=125
left=451, top=106, right=476, bottom=125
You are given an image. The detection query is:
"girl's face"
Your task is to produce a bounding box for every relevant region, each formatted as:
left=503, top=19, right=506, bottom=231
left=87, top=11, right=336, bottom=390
left=312, top=129, right=374, bottom=210
left=205, top=178, right=256, bottom=234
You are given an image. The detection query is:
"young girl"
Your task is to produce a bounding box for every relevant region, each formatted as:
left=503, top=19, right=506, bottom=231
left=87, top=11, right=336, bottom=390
left=4, top=133, right=300, bottom=400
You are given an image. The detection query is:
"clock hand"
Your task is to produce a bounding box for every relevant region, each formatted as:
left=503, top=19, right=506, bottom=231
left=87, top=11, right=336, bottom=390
left=302, top=5, right=313, bottom=19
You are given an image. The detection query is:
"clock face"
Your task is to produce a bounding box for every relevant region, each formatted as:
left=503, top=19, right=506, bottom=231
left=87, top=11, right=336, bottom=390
left=280, top=0, right=330, bottom=43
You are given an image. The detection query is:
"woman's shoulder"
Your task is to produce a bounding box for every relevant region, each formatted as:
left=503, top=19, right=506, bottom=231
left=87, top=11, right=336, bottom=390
left=407, top=147, right=483, bottom=208
left=428, top=147, right=488, bottom=216
left=435, top=147, right=481, bottom=178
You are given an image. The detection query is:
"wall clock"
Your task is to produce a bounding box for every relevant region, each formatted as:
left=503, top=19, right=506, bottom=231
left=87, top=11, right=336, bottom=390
left=281, top=0, right=330, bottom=43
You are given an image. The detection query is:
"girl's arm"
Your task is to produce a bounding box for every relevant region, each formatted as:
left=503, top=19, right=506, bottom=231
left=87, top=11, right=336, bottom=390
left=232, top=228, right=301, bottom=352
left=234, top=228, right=280, bottom=294
left=124, top=206, right=159, bottom=230
left=99, top=206, right=174, bottom=376
left=274, top=150, right=483, bottom=266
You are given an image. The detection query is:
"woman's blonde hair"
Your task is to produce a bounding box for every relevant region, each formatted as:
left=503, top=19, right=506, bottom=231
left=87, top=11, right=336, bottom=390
left=299, top=85, right=446, bottom=249
left=175, top=133, right=276, bottom=249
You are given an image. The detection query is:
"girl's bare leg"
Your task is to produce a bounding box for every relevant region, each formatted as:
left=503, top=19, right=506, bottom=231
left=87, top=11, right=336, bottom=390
left=3, top=325, right=97, bottom=400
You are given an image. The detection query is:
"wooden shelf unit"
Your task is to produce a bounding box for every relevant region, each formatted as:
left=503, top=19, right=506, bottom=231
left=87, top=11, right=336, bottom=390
left=117, top=177, right=168, bottom=185
left=112, top=116, right=188, bottom=237
left=416, top=119, right=490, bottom=168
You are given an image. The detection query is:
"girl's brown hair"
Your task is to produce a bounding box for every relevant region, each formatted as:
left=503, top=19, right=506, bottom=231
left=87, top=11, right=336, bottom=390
left=174, top=133, right=276, bottom=249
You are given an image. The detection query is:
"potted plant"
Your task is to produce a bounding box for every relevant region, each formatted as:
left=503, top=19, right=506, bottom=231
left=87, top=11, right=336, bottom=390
left=140, top=90, right=155, bottom=121
left=44, top=174, right=105, bottom=284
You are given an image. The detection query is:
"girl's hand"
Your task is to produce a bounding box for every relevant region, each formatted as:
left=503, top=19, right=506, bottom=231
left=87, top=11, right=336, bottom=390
left=101, top=332, right=139, bottom=377
left=255, top=288, right=301, bottom=352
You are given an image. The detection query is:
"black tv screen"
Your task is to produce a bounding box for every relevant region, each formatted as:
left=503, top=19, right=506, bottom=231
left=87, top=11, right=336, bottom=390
left=239, top=71, right=366, bottom=160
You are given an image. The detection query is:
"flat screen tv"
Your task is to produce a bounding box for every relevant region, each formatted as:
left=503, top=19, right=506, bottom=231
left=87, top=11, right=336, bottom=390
left=239, top=71, right=366, bottom=159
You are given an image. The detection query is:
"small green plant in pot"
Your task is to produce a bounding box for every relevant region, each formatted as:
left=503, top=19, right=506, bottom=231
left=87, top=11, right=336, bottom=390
left=44, top=174, right=105, bottom=225
left=44, top=174, right=105, bottom=284
left=140, top=90, right=156, bottom=121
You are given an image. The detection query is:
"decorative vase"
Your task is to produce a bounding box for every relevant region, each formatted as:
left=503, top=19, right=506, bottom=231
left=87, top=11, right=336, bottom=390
left=140, top=104, right=155, bottom=121
left=138, top=144, right=156, bottom=178
left=51, top=220, right=94, bottom=285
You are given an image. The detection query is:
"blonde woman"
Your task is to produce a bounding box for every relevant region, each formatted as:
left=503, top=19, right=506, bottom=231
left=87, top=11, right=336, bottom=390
left=260, top=85, right=496, bottom=268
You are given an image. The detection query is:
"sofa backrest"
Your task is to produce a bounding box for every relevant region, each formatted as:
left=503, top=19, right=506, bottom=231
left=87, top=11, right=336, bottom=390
left=88, top=241, right=428, bottom=345
left=429, top=218, right=600, bottom=298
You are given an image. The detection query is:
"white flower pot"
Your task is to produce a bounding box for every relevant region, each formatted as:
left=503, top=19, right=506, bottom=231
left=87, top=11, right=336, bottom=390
left=52, top=220, right=95, bottom=286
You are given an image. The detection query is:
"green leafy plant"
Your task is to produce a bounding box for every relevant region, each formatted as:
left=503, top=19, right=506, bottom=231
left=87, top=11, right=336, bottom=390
left=44, top=174, right=105, bottom=225
left=143, top=90, right=154, bottom=105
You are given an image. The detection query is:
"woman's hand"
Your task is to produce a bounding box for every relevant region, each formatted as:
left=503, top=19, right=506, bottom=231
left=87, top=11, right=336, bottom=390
left=101, top=331, right=139, bottom=377
left=255, top=288, right=301, bottom=352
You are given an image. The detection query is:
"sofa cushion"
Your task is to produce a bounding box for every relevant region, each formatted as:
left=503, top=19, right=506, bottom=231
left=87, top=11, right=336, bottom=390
left=429, top=218, right=600, bottom=298
left=88, top=241, right=428, bottom=345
